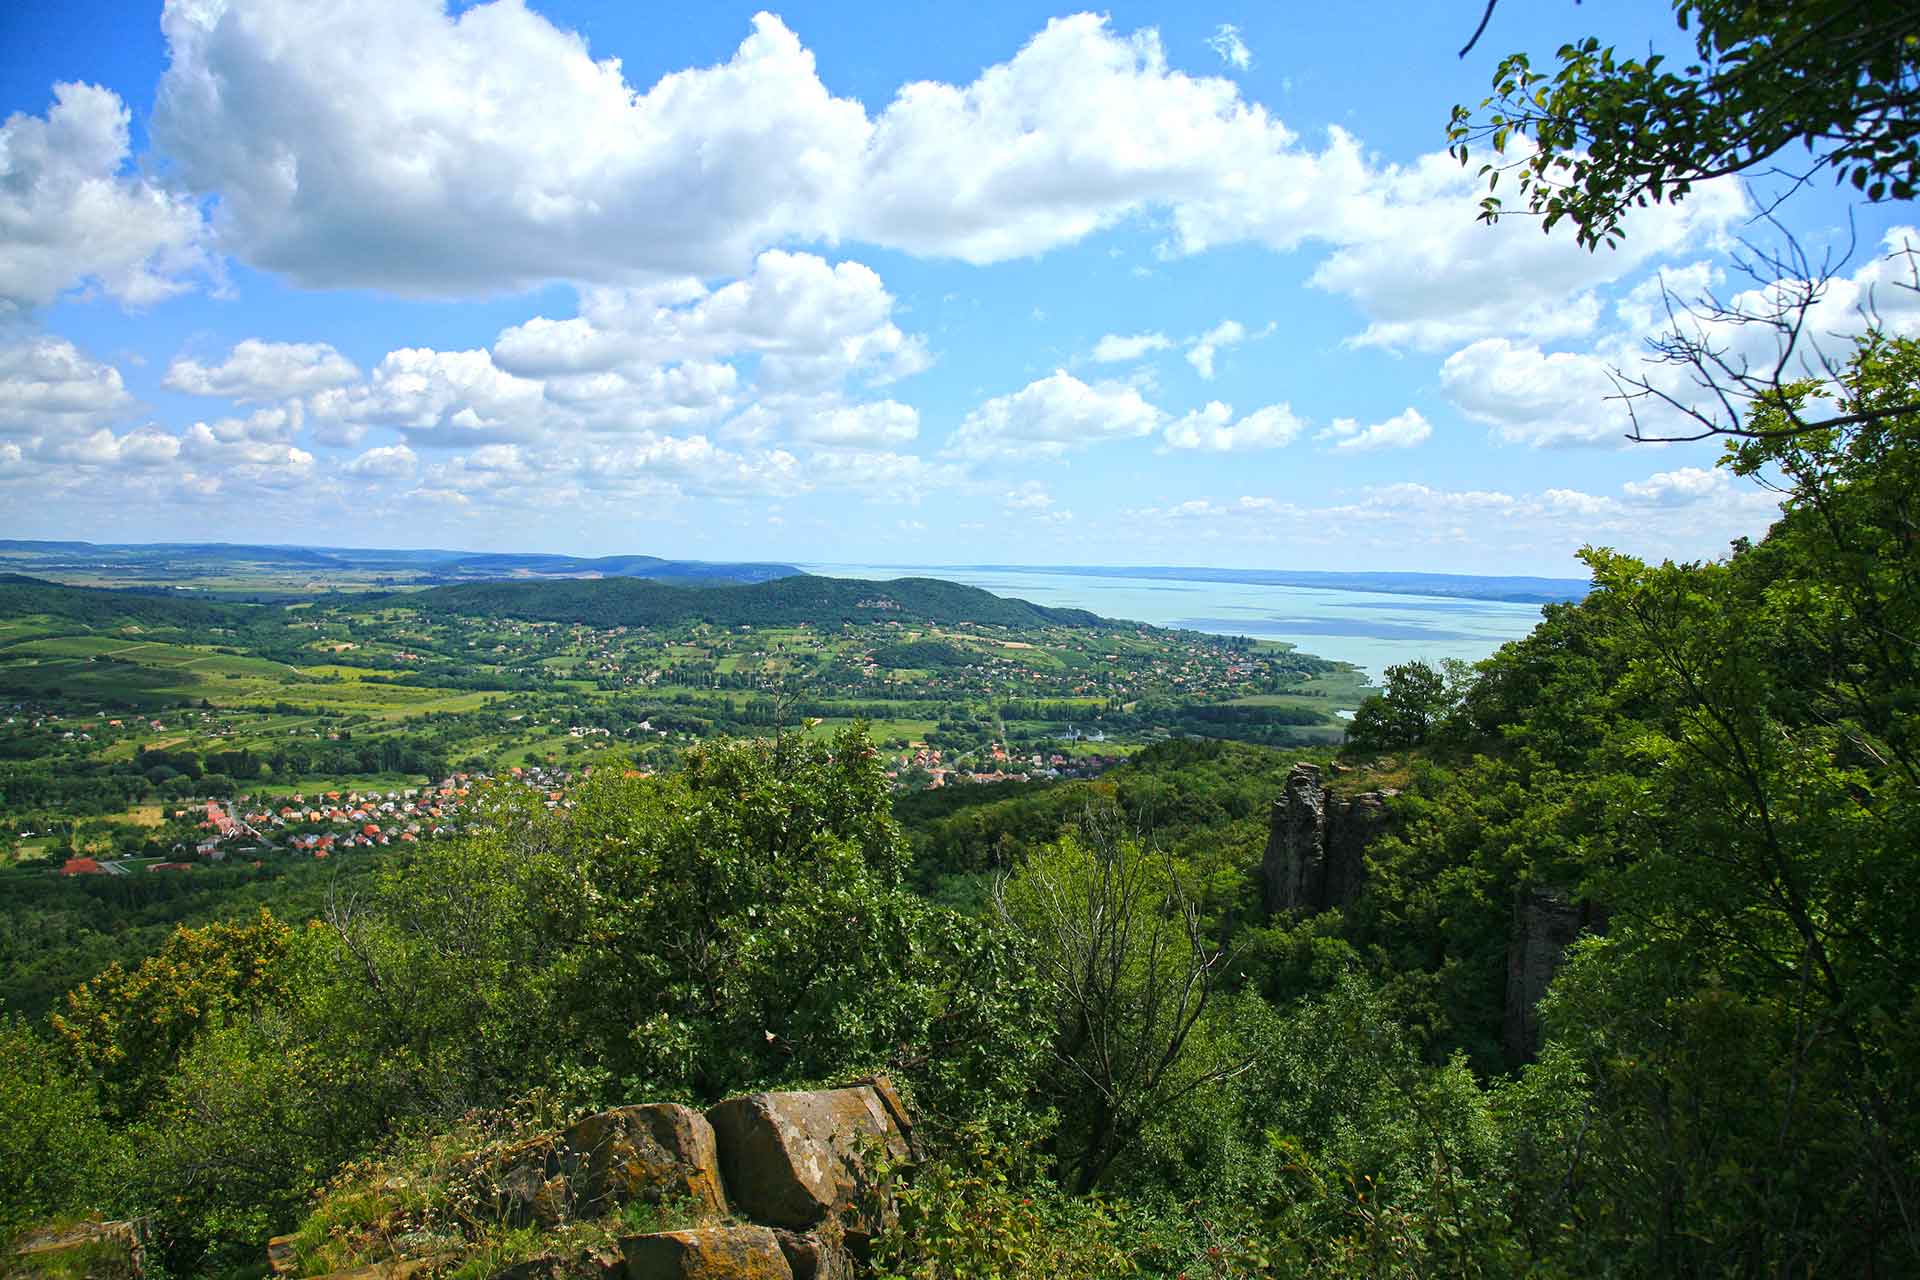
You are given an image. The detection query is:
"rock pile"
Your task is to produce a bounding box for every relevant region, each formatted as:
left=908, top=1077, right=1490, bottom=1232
left=267, top=1077, right=912, bottom=1280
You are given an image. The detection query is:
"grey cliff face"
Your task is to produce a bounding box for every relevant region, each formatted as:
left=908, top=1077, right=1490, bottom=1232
left=1504, top=886, right=1608, bottom=1061
left=1261, top=762, right=1395, bottom=917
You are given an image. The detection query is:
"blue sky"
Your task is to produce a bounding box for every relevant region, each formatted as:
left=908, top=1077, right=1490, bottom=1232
left=2, top=0, right=1913, bottom=574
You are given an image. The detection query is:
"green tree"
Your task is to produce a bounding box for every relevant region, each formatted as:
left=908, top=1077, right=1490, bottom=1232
left=557, top=726, right=962, bottom=1100
left=0, top=1018, right=121, bottom=1241
left=1449, top=0, right=1919, bottom=250
left=1345, top=660, right=1458, bottom=751
left=51, top=908, right=293, bottom=1120
left=996, top=818, right=1246, bottom=1193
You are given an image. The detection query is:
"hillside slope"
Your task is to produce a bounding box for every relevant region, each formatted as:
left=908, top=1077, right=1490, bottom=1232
left=386, top=574, right=1115, bottom=630
left=0, top=575, right=249, bottom=631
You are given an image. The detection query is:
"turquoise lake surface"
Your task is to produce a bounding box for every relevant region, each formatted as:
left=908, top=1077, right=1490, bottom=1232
left=806, top=563, right=1551, bottom=681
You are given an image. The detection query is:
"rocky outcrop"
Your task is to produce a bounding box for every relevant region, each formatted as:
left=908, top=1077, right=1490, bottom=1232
left=267, top=1079, right=907, bottom=1279
left=1262, top=763, right=1396, bottom=917
left=465, top=1102, right=727, bottom=1229
left=707, top=1078, right=913, bottom=1245
left=1504, top=886, right=1607, bottom=1060
left=565, top=1103, right=730, bottom=1218
left=620, top=1226, right=794, bottom=1280
left=771, top=1229, right=854, bottom=1280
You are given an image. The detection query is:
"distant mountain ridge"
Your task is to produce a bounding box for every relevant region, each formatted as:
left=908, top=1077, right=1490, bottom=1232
left=0, top=541, right=800, bottom=586
left=387, top=574, right=1114, bottom=630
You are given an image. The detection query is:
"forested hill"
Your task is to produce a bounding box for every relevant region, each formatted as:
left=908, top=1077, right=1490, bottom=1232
left=385, top=574, right=1115, bottom=630
left=0, top=575, right=249, bottom=630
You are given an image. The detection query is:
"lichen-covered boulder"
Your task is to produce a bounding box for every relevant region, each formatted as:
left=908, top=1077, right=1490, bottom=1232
left=267, top=1232, right=299, bottom=1275
left=465, top=1103, right=726, bottom=1228
left=770, top=1229, right=854, bottom=1280
left=706, top=1077, right=913, bottom=1237
left=619, top=1226, right=793, bottom=1280
left=560, top=1103, right=728, bottom=1218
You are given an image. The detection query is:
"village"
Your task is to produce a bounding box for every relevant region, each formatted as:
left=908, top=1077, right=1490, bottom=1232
left=39, top=734, right=1140, bottom=877
left=48, top=761, right=590, bottom=876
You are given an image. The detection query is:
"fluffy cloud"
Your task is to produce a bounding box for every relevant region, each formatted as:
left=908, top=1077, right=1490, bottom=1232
left=792, top=401, right=919, bottom=448
left=1091, top=332, right=1172, bottom=363
left=584, top=436, right=805, bottom=501
left=1185, top=320, right=1246, bottom=379
left=164, top=339, right=359, bottom=400
left=163, top=2, right=1314, bottom=286
left=310, top=348, right=545, bottom=446
left=0, top=337, right=131, bottom=436
left=1317, top=407, right=1431, bottom=452
left=306, top=254, right=931, bottom=462
left=1440, top=338, right=1635, bottom=447
left=493, top=251, right=927, bottom=394
left=1163, top=400, right=1306, bottom=450
left=1001, top=480, right=1074, bottom=522
left=192, top=404, right=303, bottom=444
left=41, top=426, right=182, bottom=469
left=1200, top=139, right=1747, bottom=352
left=947, top=371, right=1161, bottom=460
left=155, top=4, right=866, bottom=293
left=0, top=82, right=210, bottom=313
left=179, top=421, right=316, bottom=487
left=344, top=443, right=418, bottom=478
left=139, top=0, right=1746, bottom=371
left=1440, top=229, right=1920, bottom=447
left=1622, top=466, right=1730, bottom=507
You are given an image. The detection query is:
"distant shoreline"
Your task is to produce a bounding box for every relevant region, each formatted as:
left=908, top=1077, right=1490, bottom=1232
left=805, top=562, right=1589, bottom=606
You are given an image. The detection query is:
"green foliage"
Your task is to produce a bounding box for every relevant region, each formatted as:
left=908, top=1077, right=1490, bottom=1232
left=0, top=574, right=245, bottom=631
left=998, top=822, right=1246, bottom=1193
left=1449, top=0, right=1919, bottom=248
left=51, top=908, right=292, bottom=1120
left=866, top=1131, right=1135, bottom=1280
left=556, top=726, right=932, bottom=1098
left=0, top=1019, right=121, bottom=1242
left=1344, top=660, right=1465, bottom=752
left=13, top=342, right=1920, bottom=1276
left=869, top=640, right=974, bottom=670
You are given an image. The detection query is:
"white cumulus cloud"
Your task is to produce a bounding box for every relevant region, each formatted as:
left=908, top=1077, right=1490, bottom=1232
left=947, top=371, right=1162, bottom=461
left=1207, top=24, right=1252, bottom=71
left=0, top=82, right=211, bottom=313
left=1163, top=400, right=1306, bottom=450
left=792, top=401, right=920, bottom=448
left=1185, top=320, right=1247, bottom=379
left=1317, top=407, right=1431, bottom=452
left=165, top=339, right=359, bottom=400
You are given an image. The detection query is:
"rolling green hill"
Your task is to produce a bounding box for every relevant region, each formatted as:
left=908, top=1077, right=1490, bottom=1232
left=383, top=574, right=1116, bottom=630
left=0, top=575, right=249, bottom=631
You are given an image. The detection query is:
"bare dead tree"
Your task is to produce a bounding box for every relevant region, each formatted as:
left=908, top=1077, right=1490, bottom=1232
left=994, top=808, right=1254, bottom=1193
left=1609, top=215, right=1920, bottom=443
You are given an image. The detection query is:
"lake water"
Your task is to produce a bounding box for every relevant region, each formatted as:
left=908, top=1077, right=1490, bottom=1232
left=806, top=563, right=1550, bottom=680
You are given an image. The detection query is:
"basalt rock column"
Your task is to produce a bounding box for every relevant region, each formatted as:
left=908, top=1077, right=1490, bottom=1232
left=1261, top=763, right=1395, bottom=917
